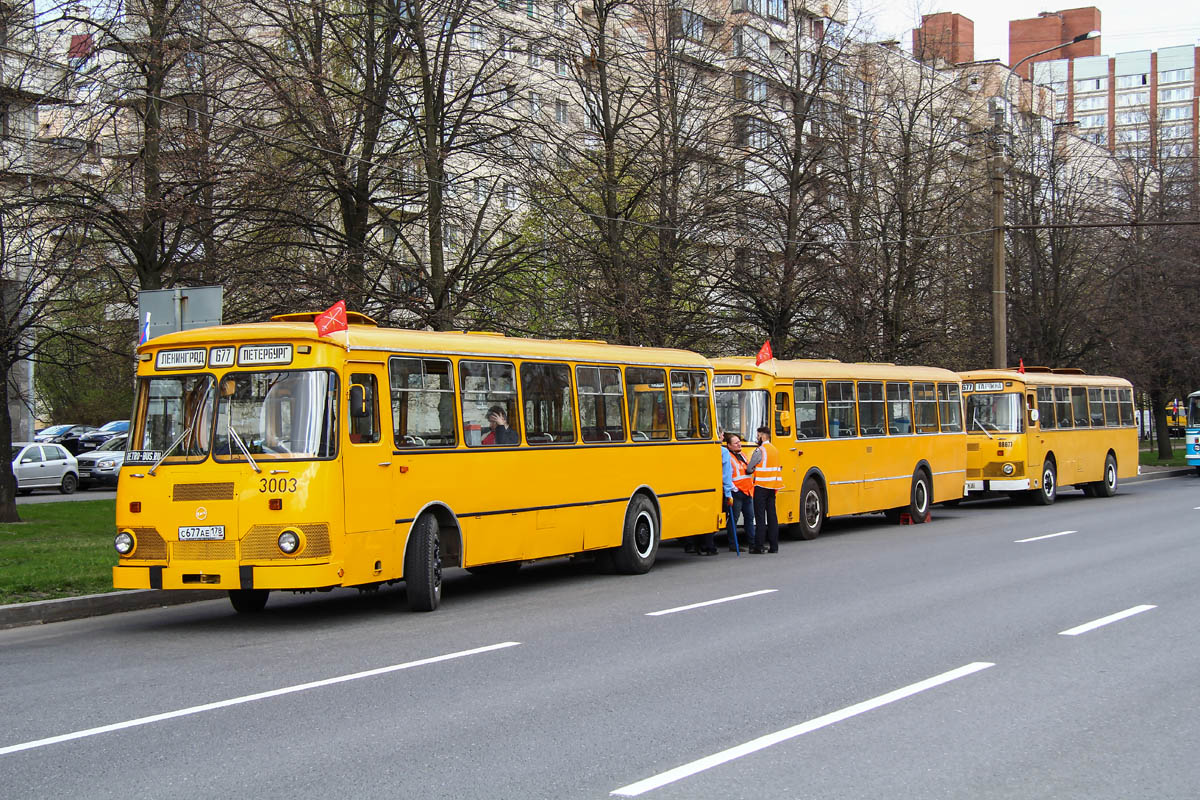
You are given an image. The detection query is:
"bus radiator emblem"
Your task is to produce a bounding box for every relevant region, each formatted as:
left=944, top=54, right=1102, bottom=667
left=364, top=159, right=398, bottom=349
left=195, top=507, right=208, bottom=521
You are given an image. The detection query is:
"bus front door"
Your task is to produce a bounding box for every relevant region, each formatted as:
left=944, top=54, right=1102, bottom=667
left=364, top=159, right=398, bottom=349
left=342, top=363, right=397, bottom=584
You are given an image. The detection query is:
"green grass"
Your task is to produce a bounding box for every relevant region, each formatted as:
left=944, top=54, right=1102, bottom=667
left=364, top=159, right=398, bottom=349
left=0, top=500, right=117, bottom=604
left=1139, top=438, right=1191, bottom=467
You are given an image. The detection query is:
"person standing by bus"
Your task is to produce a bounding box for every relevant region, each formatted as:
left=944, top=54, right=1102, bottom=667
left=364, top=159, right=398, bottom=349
left=747, top=426, right=782, bottom=553
left=726, top=433, right=755, bottom=552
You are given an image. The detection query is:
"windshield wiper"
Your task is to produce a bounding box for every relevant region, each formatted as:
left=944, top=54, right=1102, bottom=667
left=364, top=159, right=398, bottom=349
left=971, top=412, right=995, bottom=439
left=149, top=382, right=213, bottom=475
left=227, top=424, right=261, bottom=473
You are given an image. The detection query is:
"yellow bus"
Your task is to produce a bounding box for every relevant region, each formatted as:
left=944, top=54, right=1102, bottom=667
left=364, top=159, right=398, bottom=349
left=113, top=313, right=723, bottom=613
left=960, top=368, right=1138, bottom=504
left=711, top=358, right=967, bottom=539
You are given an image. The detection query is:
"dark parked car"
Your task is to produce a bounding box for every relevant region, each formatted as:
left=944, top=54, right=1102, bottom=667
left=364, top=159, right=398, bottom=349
left=78, top=420, right=130, bottom=451
left=35, top=425, right=97, bottom=455
left=76, top=435, right=127, bottom=489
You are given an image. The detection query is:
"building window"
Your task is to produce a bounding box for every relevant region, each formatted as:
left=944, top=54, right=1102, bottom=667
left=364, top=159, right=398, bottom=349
left=736, top=71, right=767, bottom=102
left=1075, top=76, right=1107, bottom=93
left=555, top=98, right=569, bottom=124
left=556, top=54, right=569, bottom=76
left=1116, top=126, right=1150, bottom=143
left=528, top=92, right=542, bottom=118
left=474, top=178, right=487, bottom=204
left=1115, top=73, right=1148, bottom=89
left=1077, top=113, right=1107, bottom=129
left=503, top=184, right=520, bottom=210
left=677, top=9, right=703, bottom=41
left=1163, top=105, right=1192, bottom=121
left=526, top=0, right=536, bottom=18
left=470, top=24, right=485, bottom=50
left=1116, top=91, right=1149, bottom=106
left=1160, top=87, right=1193, bottom=103
left=1074, top=95, right=1106, bottom=112
left=527, top=44, right=541, bottom=68
left=733, top=26, right=768, bottom=58
left=735, top=116, right=769, bottom=148
left=1160, top=67, right=1194, bottom=84
left=1115, top=110, right=1145, bottom=126
left=553, top=2, right=567, bottom=28
left=1162, top=123, right=1193, bottom=140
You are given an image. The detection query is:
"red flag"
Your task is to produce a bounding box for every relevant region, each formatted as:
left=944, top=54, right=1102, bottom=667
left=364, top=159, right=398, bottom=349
left=1018, top=358, right=1025, bottom=374
left=315, top=300, right=348, bottom=338
left=755, top=340, right=774, bottom=365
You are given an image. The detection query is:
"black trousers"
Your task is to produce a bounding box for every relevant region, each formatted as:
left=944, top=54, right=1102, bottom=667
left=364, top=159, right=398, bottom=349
left=754, top=487, right=779, bottom=551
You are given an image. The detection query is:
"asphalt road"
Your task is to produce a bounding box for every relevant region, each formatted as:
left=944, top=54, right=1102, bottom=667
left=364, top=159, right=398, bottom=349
left=2, top=477, right=1198, bottom=799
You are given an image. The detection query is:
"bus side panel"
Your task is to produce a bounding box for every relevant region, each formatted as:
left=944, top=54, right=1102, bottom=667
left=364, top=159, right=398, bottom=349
left=1116, top=427, right=1139, bottom=479
left=931, top=434, right=967, bottom=503
left=816, top=441, right=860, bottom=517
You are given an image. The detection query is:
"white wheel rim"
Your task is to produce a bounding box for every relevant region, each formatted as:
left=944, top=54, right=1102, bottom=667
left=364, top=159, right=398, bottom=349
left=915, top=480, right=928, bottom=514
left=634, top=510, right=655, bottom=559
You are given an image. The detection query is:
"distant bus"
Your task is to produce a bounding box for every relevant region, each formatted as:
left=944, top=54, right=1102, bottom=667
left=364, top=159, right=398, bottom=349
left=960, top=368, right=1137, bottom=504
left=114, top=313, right=723, bottom=613
left=711, top=358, right=967, bottom=539
left=1186, top=391, right=1200, bottom=475
left=1166, top=400, right=1187, bottom=438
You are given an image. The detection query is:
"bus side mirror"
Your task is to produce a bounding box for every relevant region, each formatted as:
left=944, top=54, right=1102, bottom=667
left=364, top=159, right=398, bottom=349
left=349, top=384, right=368, bottom=419
left=1029, top=408, right=1040, bottom=424
left=778, top=410, right=793, bottom=433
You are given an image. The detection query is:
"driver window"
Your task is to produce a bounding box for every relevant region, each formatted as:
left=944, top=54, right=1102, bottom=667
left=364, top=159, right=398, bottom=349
left=348, top=372, right=380, bottom=444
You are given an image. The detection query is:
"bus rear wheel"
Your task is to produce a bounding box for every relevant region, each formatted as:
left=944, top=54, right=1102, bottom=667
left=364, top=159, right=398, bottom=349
left=228, top=589, right=269, bottom=614
left=613, top=495, right=658, bottom=574
left=1092, top=454, right=1118, bottom=498
left=908, top=469, right=931, bottom=523
left=1031, top=459, right=1057, bottom=506
left=405, top=514, right=443, bottom=612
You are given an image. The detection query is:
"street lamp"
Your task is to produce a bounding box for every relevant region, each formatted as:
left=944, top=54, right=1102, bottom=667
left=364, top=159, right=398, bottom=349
left=990, top=29, right=1100, bottom=369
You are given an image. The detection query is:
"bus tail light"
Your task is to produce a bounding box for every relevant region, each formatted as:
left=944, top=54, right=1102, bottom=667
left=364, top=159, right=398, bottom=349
left=129, top=502, right=141, bottom=513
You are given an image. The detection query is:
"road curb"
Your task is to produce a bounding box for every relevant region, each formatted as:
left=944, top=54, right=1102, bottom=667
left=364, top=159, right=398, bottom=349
left=0, top=589, right=219, bottom=630
left=1129, top=468, right=1194, bottom=483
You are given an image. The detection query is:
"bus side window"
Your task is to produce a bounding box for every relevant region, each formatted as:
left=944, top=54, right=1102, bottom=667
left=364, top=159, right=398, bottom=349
left=348, top=373, right=380, bottom=444
left=775, top=391, right=792, bottom=437
left=794, top=380, right=825, bottom=439
left=1071, top=387, right=1089, bottom=427
left=1037, top=387, right=1056, bottom=429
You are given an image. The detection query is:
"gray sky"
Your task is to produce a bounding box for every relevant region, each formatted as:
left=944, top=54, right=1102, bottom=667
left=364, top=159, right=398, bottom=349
left=853, top=0, right=1200, bottom=64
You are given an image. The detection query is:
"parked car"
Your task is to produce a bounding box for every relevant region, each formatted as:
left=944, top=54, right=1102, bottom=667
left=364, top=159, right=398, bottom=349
left=11, top=442, right=79, bottom=494
left=76, top=435, right=127, bottom=489
left=35, top=424, right=97, bottom=455
left=78, top=420, right=130, bottom=452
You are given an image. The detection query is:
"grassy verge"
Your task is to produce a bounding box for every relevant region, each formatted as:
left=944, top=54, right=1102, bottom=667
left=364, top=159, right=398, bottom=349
left=1139, top=438, right=1190, bottom=467
left=0, top=500, right=116, bottom=604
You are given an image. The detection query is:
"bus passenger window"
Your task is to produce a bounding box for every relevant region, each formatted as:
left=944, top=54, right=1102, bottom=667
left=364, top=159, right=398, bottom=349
left=826, top=381, right=857, bottom=437
left=913, top=382, right=939, bottom=433
left=460, top=361, right=520, bottom=447
left=1071, top=387, right=1089, bottom=427
left=1103, top=388, right=1120, bottom=427
left=1119, top=389, right=1135, bottom=426
left=886, top=382, right=912, bottom=434
left=626, top=368, right=670, bottom=441
left=793, top=381, right=825, bottom=439
left=670, top=370, right=712, bottom=440
left=578, top=366, right=626, bottom=442
left=857, top=382, right=885, bottom=436
left=1037, top=387, right=1056, bottom=429
left=1088, top=388, right=1105, bottom=427
left=1055, top=387, right=1074, bottom=429
left=390, top=357, right=456, bottom=448
left=521, top=363, right=575, bottom=444
left=938, top=383, right=963, bottom=432
left=348, top=373, right=380, bottom=444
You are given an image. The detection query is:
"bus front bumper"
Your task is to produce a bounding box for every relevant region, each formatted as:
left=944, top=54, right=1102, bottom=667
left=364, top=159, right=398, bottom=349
left=114, top=562, right=343, bottom=591
left=966, top=478, right=1032, bottom=493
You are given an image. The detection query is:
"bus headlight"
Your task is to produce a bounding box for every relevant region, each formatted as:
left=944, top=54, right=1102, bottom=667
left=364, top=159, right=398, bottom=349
left=277, top=528, right=304, bottom=555
left=1002, top=463, right=1015, bottom=475
left=114, top=530, right=136, bottom=556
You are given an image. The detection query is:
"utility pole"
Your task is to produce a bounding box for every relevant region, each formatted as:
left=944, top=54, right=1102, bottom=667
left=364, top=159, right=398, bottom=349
left=990, top=104, right=1006, bottom=369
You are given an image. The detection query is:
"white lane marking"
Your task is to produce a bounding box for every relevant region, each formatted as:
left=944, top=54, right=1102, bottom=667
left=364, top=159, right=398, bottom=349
left=1014, top=530, right=1078, bottom=543
left=646, top=589, right=778, bottom=617
left=610, top=661, right=994, bottom=796
left=1059, top=605, right=1156, bottom=636
left=0, top=641, right=520, bottom=757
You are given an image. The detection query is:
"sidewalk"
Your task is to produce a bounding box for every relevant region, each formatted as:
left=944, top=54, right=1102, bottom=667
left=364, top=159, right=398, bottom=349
left=2, top=468, right=1192, bottom=630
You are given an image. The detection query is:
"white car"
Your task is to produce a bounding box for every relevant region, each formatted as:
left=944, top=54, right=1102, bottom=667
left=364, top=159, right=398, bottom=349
left=11, top=442, right=79, bottom=494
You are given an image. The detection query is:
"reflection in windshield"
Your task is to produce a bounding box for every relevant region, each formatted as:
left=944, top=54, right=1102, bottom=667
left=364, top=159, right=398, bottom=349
left=214, top=370, right=338, bottom=461
left=715, top=390, right=769, bottom=440
left=133, top=375, right=215, bottom=462
left=966, top=392, right=1024, bottom=434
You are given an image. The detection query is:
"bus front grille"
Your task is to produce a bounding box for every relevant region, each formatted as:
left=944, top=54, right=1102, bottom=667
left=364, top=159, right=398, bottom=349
left=173, top=482, right=236, bottom=501
left=242, top=523, right=332, bottom=560
left=173, top=541, right=236, bottom=560
left=129, top=527, right=167, bottom=560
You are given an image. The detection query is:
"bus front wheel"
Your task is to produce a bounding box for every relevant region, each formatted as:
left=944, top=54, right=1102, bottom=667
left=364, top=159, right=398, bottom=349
left=613, top=495, right=658, bottom=574
left=405, top=514, right=443, bottom=612
left=228, top=589, right=269, bottom=614
left=795, top=477, right=824, bottom=539
left=1031, top=460, right=1057, bottom=506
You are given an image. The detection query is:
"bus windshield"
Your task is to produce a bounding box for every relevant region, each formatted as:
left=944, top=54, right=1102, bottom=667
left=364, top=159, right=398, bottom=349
left=1189, top=395, right=1200, bottom=427
left=213, top=370, right=338, bottom=461
left=966, top=392, right=1024, bottom=434
left=715, top=390, right=769, bottom=440
left=133, top=374, right=216, bottom=463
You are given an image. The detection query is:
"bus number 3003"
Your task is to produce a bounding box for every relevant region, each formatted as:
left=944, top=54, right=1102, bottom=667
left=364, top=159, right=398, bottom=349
left=260, top=477, right=299, bottom=493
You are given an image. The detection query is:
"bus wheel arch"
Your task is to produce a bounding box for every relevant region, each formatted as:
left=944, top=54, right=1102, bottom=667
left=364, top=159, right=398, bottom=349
left=403, top=503, right=462, bottom=570
left=613, top=490, right=660, bottom=574
left=1095, top=450, right=1118, bottom=497
left=911, top=462, right=933, bottom=522
left=1032, top=454, right=1057, bottom=506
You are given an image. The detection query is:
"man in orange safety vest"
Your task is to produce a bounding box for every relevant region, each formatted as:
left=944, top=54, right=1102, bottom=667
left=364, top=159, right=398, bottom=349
left=746, top=426, right=782, bottom=553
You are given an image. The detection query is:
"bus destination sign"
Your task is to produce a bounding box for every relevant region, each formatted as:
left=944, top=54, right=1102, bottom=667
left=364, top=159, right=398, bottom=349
left=208, top=346, right=235, bottom=368
left=238, top=344, right=293, bottom=366
left=962, top=381, right=1005, bottom=393
left=155, top=349, right=207, bottom=371
left=714, top=374, right=743, bottom=387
